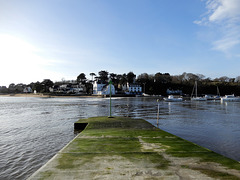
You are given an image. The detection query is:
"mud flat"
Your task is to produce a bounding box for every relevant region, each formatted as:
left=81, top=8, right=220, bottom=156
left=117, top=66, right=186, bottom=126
left=28, top=116, right=240, bottom=179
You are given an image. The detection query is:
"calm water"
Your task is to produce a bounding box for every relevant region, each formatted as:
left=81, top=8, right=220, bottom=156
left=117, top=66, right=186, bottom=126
left=1, top=97, right=240, bottom=179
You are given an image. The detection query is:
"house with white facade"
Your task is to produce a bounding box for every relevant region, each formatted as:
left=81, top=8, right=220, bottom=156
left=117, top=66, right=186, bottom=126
left=71, top=84, right=86, bottom=94
left=49, top=82, right=87, bottom=94
left=93, top=81, right=115, bottom=95
left=124, top=83, right=142, bottom=95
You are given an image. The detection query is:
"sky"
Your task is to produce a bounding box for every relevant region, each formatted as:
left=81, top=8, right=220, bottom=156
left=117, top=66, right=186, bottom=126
left=1, top=0, right=240, bottom=86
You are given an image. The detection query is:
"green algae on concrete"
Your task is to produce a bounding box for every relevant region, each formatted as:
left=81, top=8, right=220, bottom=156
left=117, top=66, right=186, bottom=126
left=28, top=116, right=240, bottom=180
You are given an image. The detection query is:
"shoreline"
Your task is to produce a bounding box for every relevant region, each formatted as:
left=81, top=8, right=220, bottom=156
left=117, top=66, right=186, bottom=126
left=0, top=93, right=94, bottom=98
left=0, top=93, right=147, bottom=98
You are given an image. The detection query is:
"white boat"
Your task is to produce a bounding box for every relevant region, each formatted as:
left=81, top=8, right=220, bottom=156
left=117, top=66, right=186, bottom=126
left=205, top=86, right=221, bottom=100
left=221, top=95, right=240, bottom=102
left=191, top=81, right=207, bottom=101
left=205, top=95, right=221, bottom=100
left=191, top=97, right=207, bottom=101
left=164, top=95, right=183, bottom=102
left=142, top=93, right=151, bottom=97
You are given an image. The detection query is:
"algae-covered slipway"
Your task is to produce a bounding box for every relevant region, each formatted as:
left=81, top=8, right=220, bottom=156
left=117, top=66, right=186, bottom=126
left=28, top=116, right=240, bottom=179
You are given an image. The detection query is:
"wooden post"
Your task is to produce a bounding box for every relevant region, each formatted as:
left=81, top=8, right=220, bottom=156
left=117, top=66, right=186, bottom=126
left=108, top=80, right=113, bottom=118
left=157, top=99, right=160, bottom=126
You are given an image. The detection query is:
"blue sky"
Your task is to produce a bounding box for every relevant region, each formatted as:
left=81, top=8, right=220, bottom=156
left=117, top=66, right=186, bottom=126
left=1, top=0, right=240, bottom=86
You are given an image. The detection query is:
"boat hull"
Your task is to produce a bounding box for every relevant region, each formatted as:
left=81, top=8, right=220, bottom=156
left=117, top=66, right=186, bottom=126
left=164, top=98, right=183, bottom=102
left=221, top=98, right=240, bottom=102
left=221, top=95, right=240, bottom=102
left=191, top=97, right=207, bottom=101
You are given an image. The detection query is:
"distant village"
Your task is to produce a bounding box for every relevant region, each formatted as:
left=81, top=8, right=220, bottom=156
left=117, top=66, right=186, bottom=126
left=1, top=71, right=240, bottom=96
left=0, top=71, right=144, bottom=96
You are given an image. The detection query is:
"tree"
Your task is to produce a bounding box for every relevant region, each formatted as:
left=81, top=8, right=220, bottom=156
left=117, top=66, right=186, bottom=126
left=119, top=73, right=127, bottom=85
left=137, top=73, right=152, bottom=94
left=98, top=70, right=109, bottom=83
left=32, top=81, right=42, bottom=93
left=8, top=83, right=15, bottom=89
left=218, top=76, right=230, bottom=82
left=89, top=73, right=96, bottom=82
left=109, top=73, right=117, bottom=83
left=196, top=74, right=205, bottom=80
left=171, top=75, right=182, bottom=84
left=137, top=73, right=149, bottom=83
left=154, top=72, right=162, bottom=82
left=41, top=79, right=54, bottom=93
left=15, top=83, right=25, bottom=93
left=8, top=83, right=16, bottom=93
left=235, top=76, right=240, bottom=83
left=127, top=72, right=136, bottom=84
left=77, top=73, right=86, bottom=83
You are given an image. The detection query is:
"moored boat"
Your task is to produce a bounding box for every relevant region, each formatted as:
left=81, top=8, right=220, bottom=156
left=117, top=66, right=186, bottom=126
left=191, top=97, right=207, bottom=101
left=164, top=95, right=183, bottom=102
left=205, top=95, right=221, bottom=100
left=221, top=95, right=240, bottom=102
left=205, top=86, right=221, bottom=100
left=191, top=81, right=207, bottom=101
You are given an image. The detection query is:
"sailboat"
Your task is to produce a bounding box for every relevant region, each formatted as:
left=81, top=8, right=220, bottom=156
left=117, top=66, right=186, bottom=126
left=205, top=86, right=221, bottom=100
left=191, top=81, right=206, bottom=101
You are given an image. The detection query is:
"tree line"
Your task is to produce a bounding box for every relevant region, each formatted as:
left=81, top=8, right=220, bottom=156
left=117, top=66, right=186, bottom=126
left=1, top=71, right=240, bottom=96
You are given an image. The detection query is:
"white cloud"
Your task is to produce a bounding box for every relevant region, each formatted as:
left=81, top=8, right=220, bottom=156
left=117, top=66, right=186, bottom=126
left=208, top=0, right=240, bottom=22
left=195, top=0, right=240, bottom=53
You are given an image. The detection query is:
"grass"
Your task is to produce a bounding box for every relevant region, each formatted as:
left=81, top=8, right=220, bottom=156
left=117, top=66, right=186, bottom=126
left=191, top=168, right=240, bottom=180
left=65, top=137, right=141, bottom=153
left=38, top=171, right=53, bottom=180
left=29, top=116, right=240, bottom=179
left=168, top=151, right=240, bottom=171
left=57, top=116, right=172, bottom=170
left=57, top=116, right=240, bottom=177
left=57, top=153, right=97, bottom=169
left=121, top=152, right=170, bottom=169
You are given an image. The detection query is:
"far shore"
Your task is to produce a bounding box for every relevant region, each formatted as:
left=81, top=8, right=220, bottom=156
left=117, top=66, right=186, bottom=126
left=0, top=93, right=94, bottom=98
left=0, top=93, right=145, bottom=98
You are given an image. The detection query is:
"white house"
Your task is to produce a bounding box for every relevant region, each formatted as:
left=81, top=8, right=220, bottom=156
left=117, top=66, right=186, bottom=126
left=125, top=83, right=142, bottom=95
left=71, top=84, right=86, bottom=94
left=93, top=81, right=115, bottom=95
left=128, top=84, right=142, bottom=93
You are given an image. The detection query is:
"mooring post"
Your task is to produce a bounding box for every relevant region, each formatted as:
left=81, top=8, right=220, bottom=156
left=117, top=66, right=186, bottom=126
left=108, top=80, right=113, bottom=118
left=157, top=99, right=160, bottom=126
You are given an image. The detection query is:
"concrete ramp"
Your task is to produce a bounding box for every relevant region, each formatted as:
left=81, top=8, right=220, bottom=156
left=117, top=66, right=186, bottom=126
left=28, top=116, right=240, bottom=179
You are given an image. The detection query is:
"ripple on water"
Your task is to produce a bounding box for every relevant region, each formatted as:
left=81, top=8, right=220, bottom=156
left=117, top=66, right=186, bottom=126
left=1, top=97, right=240, bottom=179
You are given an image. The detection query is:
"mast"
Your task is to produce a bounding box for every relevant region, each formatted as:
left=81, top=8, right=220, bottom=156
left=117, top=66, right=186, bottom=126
left=217, top=86, right=220, bottom=96
left=195, top=81, right=197, bottom=98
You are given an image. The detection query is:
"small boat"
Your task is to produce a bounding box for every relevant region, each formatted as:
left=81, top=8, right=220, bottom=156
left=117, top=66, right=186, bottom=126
left=205, top=86, right=221, bottom=100
left=164, top=95, right=183, bottom=102
left=191, top=97, right=207, bottom=101
left=142, top=93, right=151, bottom=97
left=221, top=95, right=240, bottom=102
left=191, top=81, right=206, bottom=101
left=205, top=95, right=221, bottom=100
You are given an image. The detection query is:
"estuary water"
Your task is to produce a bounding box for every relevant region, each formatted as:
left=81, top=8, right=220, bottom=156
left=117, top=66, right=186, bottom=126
left=1, top=96, right=240, bottom=179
